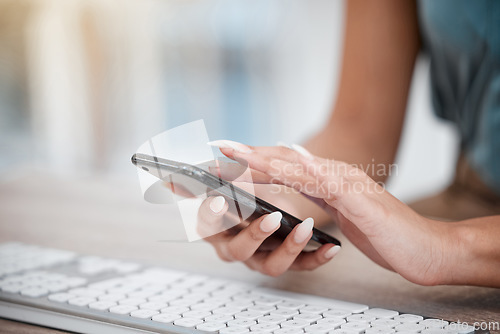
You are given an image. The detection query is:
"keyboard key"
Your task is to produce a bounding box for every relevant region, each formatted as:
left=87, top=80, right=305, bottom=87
left=254, top=296, right=282, bottom=306
left=363, top=308, right=399, bottom=319
left=420, top=319, right=449, bottom=329
left=138, top=301, right=168, bottom=311
left=304, top=323, right=339, bottom=333
left=225, top=300, right=254, bottom=309
left=247, top=304, right=276, bottom=314
left=281, top=319, right=311, bottom=329
left=48, top=293, right=75, bottom=303
left=227, top=318, right=257, bottom=328
left=127, top=289, right=158, bottom=299
left=160, top=306, right=190, bottom=314
left=371, top=318, right=399, bottom=328
left=300, top=305, right=329, bottom=314
left=365, top=327, right=395, bottom=334
left=294, top=313, right=322, bottom=323
left=182, top=310, right=212, bottom=319
left=21, top=287, right=49, bottom=298
left=347, top=314, right=377, bottom=323
left=66, top=277, right=87, bottom=288
left=214, top=307, right=241, bottom=316
left=323, top=309, right=352, bottom=318
left=98, top=293, right=126, bottom=302
left=68, top=288, right=103, bottom=298
left=2, top=283, right=25, bottom=294
left=257, top=315, right=287, bottom=324
left=196, top=321, right=227, bottom=331
left=271, top=308, right=299, bottom=318
left=151, top=312, right=181, bottom=323
left=169, top=298, right=197, bottom=307
left=205, top=314, right=234, bottom=323
left=273, top=328, right=305, bottom=334
left=420, top=329, right=450, bottom=334
left=109, top=305, right=138, bottom=315
left=88, top=278, right=122, bottom=290
left=190, top=302, right=219, bottom=312
left=394, top=314, right=424, bottom=323
left=234, top=311, right=262, bottom=320
left=395, top=322, right=426, bottom=332
left=219, top=327, right=250, bottom=333
left=277, top=301, right=306, bottom=310
left=445, top=323, right=476, bottom=334
left=68, top=297, right=96, bottom=307
left=148, top=292, right=184, bottom=303
left=118, top=297, right=146, bottom=306
left=174, top=316, right=204, bottom=328
left=88, top=301, right=117, bottom=311
left=317, top=316, right=345, bottom=327
left=340, top=321, right=369, bottom=333
left=250, top=322, right=280, bottom=332
left=183, top=292, right=210, bottom=302
left=44, top=282, right=69, bottom=293
left=212, top=289, right=239, bottom=298
left=203, top=297, right=230, bottom=306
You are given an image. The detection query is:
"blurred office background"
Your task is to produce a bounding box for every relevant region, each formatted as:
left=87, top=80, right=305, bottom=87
left=0, top=0, right=459, bottom=202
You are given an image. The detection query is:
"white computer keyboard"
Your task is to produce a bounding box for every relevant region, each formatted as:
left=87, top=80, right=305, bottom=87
left=0, top=242, right=484, bottom=334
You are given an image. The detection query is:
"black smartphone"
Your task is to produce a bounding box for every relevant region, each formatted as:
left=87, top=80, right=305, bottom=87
left=131, top=153, right=341, bottom=246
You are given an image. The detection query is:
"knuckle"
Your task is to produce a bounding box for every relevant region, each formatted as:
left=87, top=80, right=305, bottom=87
left=261, top=263, right=283, bottom=277
left=216, top=247, right=234, bottom=263
left=226, top=242, right=250, bottom=262
left=283, top=243, right=300, bottom=257
left=248, top=226, right=262, bottom=241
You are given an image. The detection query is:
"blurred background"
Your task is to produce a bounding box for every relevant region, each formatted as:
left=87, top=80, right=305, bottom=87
left=0, top=0, right=459, bottom=202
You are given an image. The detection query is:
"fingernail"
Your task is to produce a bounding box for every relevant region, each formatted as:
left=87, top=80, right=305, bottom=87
left=276, top=141, right=291, bottom=148
left=324, top=245, right=341, bottom=259
left=209, top=196, right=225, bottom=214
left=294, top=217, right=314, bottom=243
left=291, top=143, right=314, bottom=160
left=207, top=140, right=252, bottom=154
left=260, top=212, right=282, bottom=232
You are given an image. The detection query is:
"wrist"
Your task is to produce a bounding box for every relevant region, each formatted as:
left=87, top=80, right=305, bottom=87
left=437, top=220, right=476, bottom=285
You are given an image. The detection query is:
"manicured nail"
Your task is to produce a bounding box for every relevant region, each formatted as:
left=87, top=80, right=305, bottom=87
left=294, top=217, right=314, bottom=243
left=324, top=245, right=341, bottom=259
left=209, top=196, right=225, bottom=214
left=260, top=212, right=282, bottom=232
left=207, top=140, right=252, bottom=153
left=276, top=141, right=291, bottom=148
left=291, top=143, right=314, bottom=160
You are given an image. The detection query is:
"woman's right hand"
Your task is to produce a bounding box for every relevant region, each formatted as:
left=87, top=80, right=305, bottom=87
left=197, top=195, right=341, bottom=277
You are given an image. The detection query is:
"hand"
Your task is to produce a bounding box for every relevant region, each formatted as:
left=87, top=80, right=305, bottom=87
left=197, top=196, right=341, bottom=277
left=208, top=140, right=459, bottom=286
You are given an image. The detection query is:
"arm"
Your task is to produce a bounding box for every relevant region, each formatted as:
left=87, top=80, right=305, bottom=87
left=271, top=0, right=421, bottom=224
left=307, top=0, right=421, bottom=184
left=222, top=144, right=500, bottom=287
left=446, top=216, right=500, bottom=287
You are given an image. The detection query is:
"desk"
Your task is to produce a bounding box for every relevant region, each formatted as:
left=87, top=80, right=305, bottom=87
left=0, top=172, right=499, bottom=333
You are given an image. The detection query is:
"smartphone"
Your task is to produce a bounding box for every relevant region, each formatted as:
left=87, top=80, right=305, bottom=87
left=132, top=153, right=341, bottom=246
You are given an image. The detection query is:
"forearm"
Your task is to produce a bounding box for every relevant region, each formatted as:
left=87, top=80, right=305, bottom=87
left=304, top=0, right=420, bottom=184
left=443, top=215, right=500, bottom=287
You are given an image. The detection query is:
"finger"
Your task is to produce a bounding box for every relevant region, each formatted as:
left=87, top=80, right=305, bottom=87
left=232, top=155, right=330, bottom=199
left=197, top=196, right=230, bottom=243
left=222, top=212, right=282, bottom=262
left=245, top=218, right=315, bottom=277
left=289, top=244, right=341, bottom=271
left=208, top=140, right=306, bottom=163
left=208, top=162, right=276, bottom=184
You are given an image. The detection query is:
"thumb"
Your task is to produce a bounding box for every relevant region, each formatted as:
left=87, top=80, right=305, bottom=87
left=196, top=196, right=229, bottom=239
